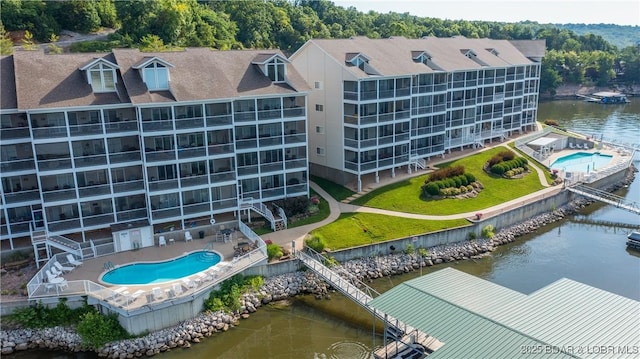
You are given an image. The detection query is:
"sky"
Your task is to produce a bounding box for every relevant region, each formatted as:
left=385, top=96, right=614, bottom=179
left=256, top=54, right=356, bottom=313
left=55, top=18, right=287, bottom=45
left=333, top=0, right=640, bottom=26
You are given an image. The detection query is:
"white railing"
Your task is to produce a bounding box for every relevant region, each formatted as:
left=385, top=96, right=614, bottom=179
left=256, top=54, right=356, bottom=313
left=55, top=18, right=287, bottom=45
left=47, top=235, right=84, bottom=259
left=241, top=197, right=277, bottom=230
left=275, top=205, right=288, bottom=230
left=514, top=126, right=553, bottom=147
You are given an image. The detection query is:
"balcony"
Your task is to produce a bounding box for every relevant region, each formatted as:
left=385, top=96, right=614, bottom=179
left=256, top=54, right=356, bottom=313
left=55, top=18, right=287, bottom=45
left=74, top=154, right=107, bottom=168
left=3, top=189, right=40, bottom=204
left=142, top=120, right=173, bottom=132
left=343, top=91, right=358, bottom=101
left=148, top=178, right=179, bottom=192
left=37, top=158, right=72, bottom=172
left=145, top=150, right=175, bottom=162
left=262, top=186, right=284, bottom=199
left=42, top=187, right=76, bottom=202
left=344, top=138, right=358, bottom=149
left=285, top=158, right=306, bottom=170
left=237, top=165, right=259, bottom=176
left=286, top=183, right=307, bottom=196
left=69, top=123, right=103, bottom=136
left=1, top=158, right=35, bottom=172
left=48, top=218, right=81, bottom=233
left=182, top=202, right=211, bottom=216
left=32, top=126, right=67, bottom=139
left=360, top=91, right=377, bottom=100
left=175, top=117, right=204, bottom=129
left=210, top=170, right=235, bottom=183
left=78, top=183, right=111, bottom=198
left=112, top=179, right=145, bottom=193
left=106, top=121, right=138, bottom=134
left=208, top=143, right=234, bottom=156
left=234, top=112, right=256, bottom=122
left=257, top=109, right=281, bottom=121
left=283, top=108, right=305, bottom=118
left=284, top=133, right=305, bottom=144
left=259, top=136, right=282, bottom=147
left=1, top=127, right=30, bottom=140
left=235, top=139, right=257, bottom=150
left=116, top=208, right=148, bottom=222
left=178, top=146, right=207, bottom=159
left=180, top=174, right=208, bottom=187
left=109, top=151, right=141, bottom=164
left=206, top=115, right=232, bottom=127
left=151, top=207, right=181, bottom=220
left=260, top=162, right=283, bottom=173
left=213, top=198, right=237, bottom=211
left=83, top=213, right=115, bottom=227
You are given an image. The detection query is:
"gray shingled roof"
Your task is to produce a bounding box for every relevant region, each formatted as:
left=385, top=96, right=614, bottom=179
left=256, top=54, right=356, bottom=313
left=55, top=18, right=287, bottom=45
left=4, top=48, right=310, bottom=111
left=299, top=36, right=539, bottom=78
left=368, top=268, right=640, bottom=359
left=11, top=50, right=128, bottom=110
left=112, top=48, right=309, bottom=105
left=0, top=55, right=17, bottom=110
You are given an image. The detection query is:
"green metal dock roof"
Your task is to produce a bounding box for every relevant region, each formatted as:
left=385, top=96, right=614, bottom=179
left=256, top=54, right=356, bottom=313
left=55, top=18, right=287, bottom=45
left=368, top=268, right=640, bottom=358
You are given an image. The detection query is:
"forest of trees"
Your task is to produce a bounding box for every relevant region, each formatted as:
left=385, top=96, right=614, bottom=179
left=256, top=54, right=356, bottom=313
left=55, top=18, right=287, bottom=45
left=1, top=0, right=638, bottom=95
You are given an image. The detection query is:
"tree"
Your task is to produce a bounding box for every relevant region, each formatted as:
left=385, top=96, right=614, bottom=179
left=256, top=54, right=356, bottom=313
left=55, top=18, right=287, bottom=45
left=139, top=34, right=168, bottom=52
left=618, top=46, right=640, bottom=84
left=21, top=29, right=37, bottom=50
left=47, top=33, right=62, bottom=54
left=0, top=23, right=14, bottom=55
left=540, top=50, right=563, bottom=95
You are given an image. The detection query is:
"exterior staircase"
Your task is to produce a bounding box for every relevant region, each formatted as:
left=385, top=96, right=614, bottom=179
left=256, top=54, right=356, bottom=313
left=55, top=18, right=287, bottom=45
left=31, top=227, right=94, bottom=268
left=240, top=198, right=287, bottom=231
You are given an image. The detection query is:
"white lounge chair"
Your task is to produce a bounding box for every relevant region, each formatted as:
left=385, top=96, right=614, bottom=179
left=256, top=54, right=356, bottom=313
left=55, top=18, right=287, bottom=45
left=128, top=289, right=145, bottom=305
left=54, top=261, right=73, bottom=273
left=50, top=267, right=63, bottom=277
left=185, top=231, right=193, bottom=242
left=172, top=283, right=183, bottom=296
left=158, top=236, right=166, bottom=247
left=152, top=287, right=164, bottom=301
left=569, top=143, right=575, bottom=149
left=66, top=254, right=83, bottom=267
left=182, top=278, right=196, bottom=289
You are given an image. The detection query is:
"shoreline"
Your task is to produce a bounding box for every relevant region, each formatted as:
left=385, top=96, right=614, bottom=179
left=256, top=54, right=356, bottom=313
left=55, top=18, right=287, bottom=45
left=1, top=167, right=636, bottom=357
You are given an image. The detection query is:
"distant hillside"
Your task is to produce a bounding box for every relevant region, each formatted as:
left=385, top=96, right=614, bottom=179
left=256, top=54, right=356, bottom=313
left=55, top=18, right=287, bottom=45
left=555, top=23, right=639, bottom=49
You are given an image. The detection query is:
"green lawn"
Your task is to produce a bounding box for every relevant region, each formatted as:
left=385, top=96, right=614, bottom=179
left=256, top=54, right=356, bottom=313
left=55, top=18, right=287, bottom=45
left=310, top=213, right=470, bottom=250
left=288, top=190, right=331, bottom=228
left=508, top=142, right=554, bottom=185
left=310, top=175, right=355, bottom=201
left=350, top=147, right=545, bottom=215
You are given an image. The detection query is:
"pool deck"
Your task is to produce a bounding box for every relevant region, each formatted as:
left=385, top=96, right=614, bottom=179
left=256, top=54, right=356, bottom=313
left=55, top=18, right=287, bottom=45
left=54, top=232, right=263, bottom=311
left=542, top=145, right=627, bottom=175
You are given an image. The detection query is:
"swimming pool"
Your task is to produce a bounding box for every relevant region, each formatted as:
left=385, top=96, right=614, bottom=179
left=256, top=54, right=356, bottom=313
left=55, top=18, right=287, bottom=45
left=550, top=151, right=613, bottom=173
left=101, top=250, right=221, bottom=285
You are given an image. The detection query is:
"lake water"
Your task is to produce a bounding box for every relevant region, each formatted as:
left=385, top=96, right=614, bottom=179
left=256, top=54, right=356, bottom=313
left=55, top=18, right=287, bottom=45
left=17, top=99, right=640, bottom=359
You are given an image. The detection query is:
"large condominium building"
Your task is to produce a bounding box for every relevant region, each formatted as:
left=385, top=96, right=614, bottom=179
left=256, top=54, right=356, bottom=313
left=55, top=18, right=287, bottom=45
left=0, top=48, right=310, bottom=249
left=290, top=36, right=545, bottom=191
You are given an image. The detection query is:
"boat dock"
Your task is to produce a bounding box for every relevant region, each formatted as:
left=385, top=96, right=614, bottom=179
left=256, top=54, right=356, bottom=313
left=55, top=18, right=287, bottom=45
left=576, top=91, right=630, bottom=104
left=373, top=331, right=444, bottom=359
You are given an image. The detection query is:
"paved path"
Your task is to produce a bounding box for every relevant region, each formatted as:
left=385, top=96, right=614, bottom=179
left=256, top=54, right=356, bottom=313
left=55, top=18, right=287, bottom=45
left=263, top=136, right=563, bottom=252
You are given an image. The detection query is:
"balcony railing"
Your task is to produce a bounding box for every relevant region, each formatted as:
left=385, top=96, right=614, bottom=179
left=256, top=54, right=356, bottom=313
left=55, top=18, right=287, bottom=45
left=83, top=213, right=115, bottom=227
left=32, top=126, right=67, bottom=139
left=42, top=187, right=76, bottom=202
left=106, top=121, right=138, bottom=134
left=69, top=124, right=103, bottom=136
left=3, top=190, right=40, bottom=204
left=208, top=143, right=234, bottom=155
left=175, top=117, right=204, bottom=129
left=285, top=158, right=306, bottom=169
left=116, top=208, right=148, bottom=222
left=237, top=165, right=259, bottom=176
left=74, top=154, right=107, bottom=168
left=180, top=174, right=209, bottom=187
left=182, top=202, right=211, bottom=215
left=284, top=134, right=305, bottom=144
left=1, top=158, right=35, bottom=172
left=151, top=207, right=181, bottom=220
left=48, top=218, right=81, bottom=233
left=142, top=120, right=173, bottom=132
left=145, top=150, right=176, bottom=162
left=206, top=115, right=232, bottom=127
left=37, top=158, right=72, bottom=171
left=283, top=107, right=305, bottom=118
left=78, top=184, right=111, bottom=198
left=1, top=127, right=30, bottom=140
left=257, top=109, right=281, bottom=121
left=210, top=171, right=235, bottom=183
left=235, top=139, right=257, bottom=149
left=260, top=162, right=283, bottom=173
left=259, top=136, right=282, bottom=147
left=109, top=151, right=141, bottom=164
left=234, top=112, right=256, bottom=122
left=148, top=178, right=179, bottom=191
left=112, top=180, right=145, bottom=193
left=178, top=147, right=207, bottom=159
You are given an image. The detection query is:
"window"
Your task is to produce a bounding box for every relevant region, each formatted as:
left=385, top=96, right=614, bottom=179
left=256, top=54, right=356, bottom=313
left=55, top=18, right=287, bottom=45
left=315, top=104, right=324, bottom=112
left=88, top=63, right=116, bottom=92
left=143, top=63, right=169, bottom=91
left=315, top=126, right=324, bottom=134
left=266, top=58, right=286, bottom=82
left=314, top=81, right=323, bottom=89
left=316, top=147, right=325, bottom=156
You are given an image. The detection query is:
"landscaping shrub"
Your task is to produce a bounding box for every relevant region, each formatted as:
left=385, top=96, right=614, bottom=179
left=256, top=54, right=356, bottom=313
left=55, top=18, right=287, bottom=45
left=465, top=173, right=476, bottom=183
left=273, top=196, right=310, bottom=218
left=204, top=275, right=264, bottom=313
left=76, top=312, right=130, bottom=349
left=266, top=243, right=284, bottom=261
left=424, top=182, right=440, bottom=195
left=10, top=299, right=94, bottom=328
left=425, top=165, right=465, bottom=183
left=481, top=225, right=495, bottom=239
left=305, top=235, right=327, bottom=253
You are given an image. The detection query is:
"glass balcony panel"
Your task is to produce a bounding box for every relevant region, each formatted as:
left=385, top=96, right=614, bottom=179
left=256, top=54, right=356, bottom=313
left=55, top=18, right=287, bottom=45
left=83, top=213, right=115, bottom=227
left=151, top=208, right=181, bottom=220
left=180, top=174, right=209, bottom=187
left=284, top=134, right=305, bottom=144
left=48, top=219, right=81, bottom=233
left=283, top=108, right=305, bottom=118
left=37, top=158, right=72, bottom=171
left=4, top=190, right=40, bottom=204
left=175, top=117, right=204, bottom=129
left=260, top=162, right=283, bottom=173
left=145, top=150, right=175, bottom=162
left=235, top=139, right=257, bottom=149
left=237, top=165, right=259, bottom=176
left=208, top=144, right=234, bottom=155
left=178, top=147, right=207, bottom=159
left=69, top=123, right=102, bottom=136
left=1, top=127, right=30, bottom=140
left=74, top=155, right=107, bottom=168
left=142, top=120, right=173, bottom=132
left=259, top=137, right=282, bottom=147
left=206, top=115, right=232, bottom=126
left=1, top=159, right=35, bottom=172
left=113, top=180, right=145, bottom=193
left=210, top=171, right=236, bottom=183
left=257, top=109, right=281, bottom=120
left=106, top=121, right=138, bottom=133
left=32, top=126, right=67, bottom=139
left=116, top=208, right=148, bottom=222
left=148, top=178, right=179, bottom=191
left=78, top=184, right=111, bottom=198
left=109, top=151, right=141, bottom=164
left=285, top=158, right=306, bottom=170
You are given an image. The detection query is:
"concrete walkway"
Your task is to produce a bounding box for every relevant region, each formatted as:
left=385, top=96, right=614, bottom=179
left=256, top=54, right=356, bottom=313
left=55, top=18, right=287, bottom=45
left=263, top=136, right=565, bottom=253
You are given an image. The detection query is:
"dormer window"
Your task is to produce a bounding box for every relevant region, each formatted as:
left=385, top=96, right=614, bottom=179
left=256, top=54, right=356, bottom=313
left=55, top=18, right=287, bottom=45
left=345, top=52, right=380, bottom=75
left=252, top=54, right=289, bottom=83
left=461, top=49, right=488, bottom=67
left=266, top=58, right=286, bottom=83
left=143, top=62, right=169, bottom=90
left=79, top=58, right=119, bottom=93
left=412, top=50, right=443, bottom=71
left=132, top=57, right=175, bottom=91
left=486, top=48, right=500, bottom=56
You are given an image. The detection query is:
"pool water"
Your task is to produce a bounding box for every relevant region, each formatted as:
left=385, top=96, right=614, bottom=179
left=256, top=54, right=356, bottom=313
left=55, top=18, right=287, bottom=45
left=550, top=151, right=613, bottom=173
left=101, top=251, right=221, bottom=285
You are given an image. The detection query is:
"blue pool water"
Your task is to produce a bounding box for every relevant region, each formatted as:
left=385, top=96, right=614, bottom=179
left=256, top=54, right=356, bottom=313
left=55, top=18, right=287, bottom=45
left=101, top=251, right=221, bottom=285
left=550, top=151, right=613, bottom=173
